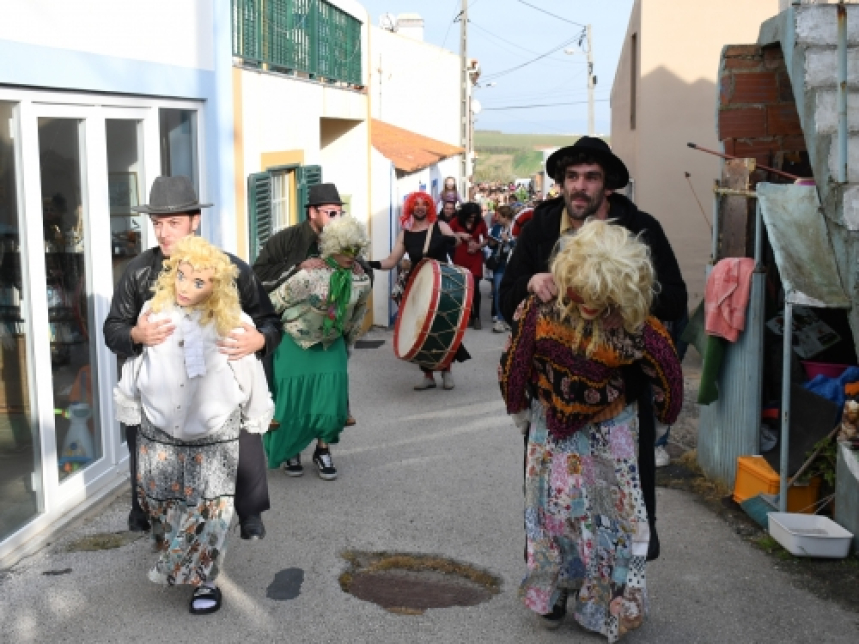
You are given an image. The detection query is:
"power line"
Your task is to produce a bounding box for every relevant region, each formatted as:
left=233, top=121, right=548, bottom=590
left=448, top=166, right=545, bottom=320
left=517, top=0, right=587, bottom=28
left=469, top=20, right=584, bottom=65
left=483, top=99, right=610, bottom=111
left=482, top=32, right=584, bottom=81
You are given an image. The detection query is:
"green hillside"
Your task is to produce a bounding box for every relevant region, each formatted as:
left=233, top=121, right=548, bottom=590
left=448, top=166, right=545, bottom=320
left=473, top=131, right=610, bottom=182
left=474, top=131, right=580, bottom=150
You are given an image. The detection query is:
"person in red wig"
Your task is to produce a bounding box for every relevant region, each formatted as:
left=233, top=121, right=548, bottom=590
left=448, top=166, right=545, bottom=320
left=368, top=191, right=470, bottom=391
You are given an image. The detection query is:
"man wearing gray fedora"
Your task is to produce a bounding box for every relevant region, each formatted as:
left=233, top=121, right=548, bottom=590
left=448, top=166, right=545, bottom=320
left=103, top=175, right=281, bottom=541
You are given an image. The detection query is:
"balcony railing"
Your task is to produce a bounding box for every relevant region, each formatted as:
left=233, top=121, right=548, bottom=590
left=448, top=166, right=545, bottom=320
left=232, top=0, right=363, bottom=87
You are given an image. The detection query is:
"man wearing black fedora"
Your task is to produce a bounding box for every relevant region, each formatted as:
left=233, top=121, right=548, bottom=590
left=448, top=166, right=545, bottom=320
left=499, top=136, right=687, bottom=565
left=103, top=175, right=281, bottom=540
left=253, top=182, right=368, bottom=477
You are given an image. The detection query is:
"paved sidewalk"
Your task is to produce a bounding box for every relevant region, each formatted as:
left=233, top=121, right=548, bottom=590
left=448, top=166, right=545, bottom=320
left=1, top=306, right=857, bottom=643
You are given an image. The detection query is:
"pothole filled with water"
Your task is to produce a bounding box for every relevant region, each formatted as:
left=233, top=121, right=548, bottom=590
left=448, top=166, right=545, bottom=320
left=339, top=551, right=501, bottom=615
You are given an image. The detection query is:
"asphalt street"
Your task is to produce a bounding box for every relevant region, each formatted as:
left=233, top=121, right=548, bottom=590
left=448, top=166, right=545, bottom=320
left=1, top=292, right=857, bottom=643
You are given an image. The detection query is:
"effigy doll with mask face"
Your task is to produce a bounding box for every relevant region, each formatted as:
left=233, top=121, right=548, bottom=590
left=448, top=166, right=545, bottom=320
left=113, top=235, right=273, bottom=616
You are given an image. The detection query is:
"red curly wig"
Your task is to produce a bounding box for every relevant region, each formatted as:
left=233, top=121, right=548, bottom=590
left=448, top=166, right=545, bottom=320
left=400, top=191, right=438, bottom=229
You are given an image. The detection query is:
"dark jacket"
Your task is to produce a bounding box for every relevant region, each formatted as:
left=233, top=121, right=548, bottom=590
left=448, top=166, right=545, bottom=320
left=253, top=219, right=375, bottom=291
left=253, top=220, right=319, bottom=291
left=499, top=194, right=688, bottom=324
left=103, top=247, right=282, bottom=359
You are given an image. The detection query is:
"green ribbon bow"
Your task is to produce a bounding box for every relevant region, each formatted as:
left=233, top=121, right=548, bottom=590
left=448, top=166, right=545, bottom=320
left=322, top=256, right=353, bottom=338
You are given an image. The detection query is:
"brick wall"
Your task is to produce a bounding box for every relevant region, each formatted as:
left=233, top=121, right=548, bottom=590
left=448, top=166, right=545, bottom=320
left=718, top=44, right=808, bottom=180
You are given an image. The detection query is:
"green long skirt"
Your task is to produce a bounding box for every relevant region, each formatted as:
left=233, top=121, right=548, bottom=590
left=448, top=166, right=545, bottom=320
left=263, top=333, right=348, bottom=468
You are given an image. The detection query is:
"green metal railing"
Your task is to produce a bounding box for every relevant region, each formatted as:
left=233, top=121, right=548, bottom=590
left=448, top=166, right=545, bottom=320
left=232, top=0, right=363, bottom=86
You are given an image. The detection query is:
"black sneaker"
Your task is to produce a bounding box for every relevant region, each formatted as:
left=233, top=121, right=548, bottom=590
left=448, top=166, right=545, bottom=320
left=283, top=455, right=304, bottom=477
left=538, top=590, right=567, bottom=630
left=313, top=448, right=338, bottom=481
left=127, top=508, right=151, bottom=533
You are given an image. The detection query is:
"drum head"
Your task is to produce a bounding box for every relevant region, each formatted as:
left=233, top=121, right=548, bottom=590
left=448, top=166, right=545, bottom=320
left=395, top=260, right=437, bottom=357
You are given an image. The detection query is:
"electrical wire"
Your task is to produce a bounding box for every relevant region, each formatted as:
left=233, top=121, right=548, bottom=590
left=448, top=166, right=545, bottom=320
left=483, top=98, right=609, bottom=111
left=481, top=32, right=584, bottom=81
left=469, top=20, right=584, bottom=65
left=516, top=0, right=587, bottom=27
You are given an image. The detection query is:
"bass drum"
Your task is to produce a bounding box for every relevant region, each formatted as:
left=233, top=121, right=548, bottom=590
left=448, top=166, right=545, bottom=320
left=394, top=259, right=473, bottom=371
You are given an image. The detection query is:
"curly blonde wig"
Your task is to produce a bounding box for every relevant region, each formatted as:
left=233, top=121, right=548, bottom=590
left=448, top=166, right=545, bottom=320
left=319, top=215, right=370, bottom=258
left=550, top=219, right=655, bottom=354
left=149, top=236, right=242, bottom=338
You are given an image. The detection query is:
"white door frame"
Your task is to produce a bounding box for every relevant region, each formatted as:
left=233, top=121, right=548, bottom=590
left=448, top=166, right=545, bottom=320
left=0, top=87, right=205, bottom=561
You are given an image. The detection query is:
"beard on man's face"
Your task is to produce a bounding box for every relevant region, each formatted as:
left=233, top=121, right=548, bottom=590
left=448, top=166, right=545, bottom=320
left=564, top=188, right=605, bottom=221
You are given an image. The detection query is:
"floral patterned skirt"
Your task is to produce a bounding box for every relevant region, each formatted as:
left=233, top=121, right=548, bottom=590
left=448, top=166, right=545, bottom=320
left=521, top=402, right=649, bottom=642
left=137, top=409, right=241, bottom=586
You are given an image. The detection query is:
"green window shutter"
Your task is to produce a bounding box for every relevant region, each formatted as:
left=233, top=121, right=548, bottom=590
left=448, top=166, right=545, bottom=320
left=247, top=171, right=272, bottom=263
left=296, top=164, right=322, bottom=222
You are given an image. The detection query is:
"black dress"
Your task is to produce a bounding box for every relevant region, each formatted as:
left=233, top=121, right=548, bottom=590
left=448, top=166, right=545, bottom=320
left=399, top=225, right=470, bottom=365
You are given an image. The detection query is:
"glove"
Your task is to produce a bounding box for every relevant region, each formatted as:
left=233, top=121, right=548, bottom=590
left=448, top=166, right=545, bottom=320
left=368, top=260, right=381, bottom=270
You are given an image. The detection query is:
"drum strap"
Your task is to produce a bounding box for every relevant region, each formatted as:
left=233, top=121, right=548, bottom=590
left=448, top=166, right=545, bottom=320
left=422, top=223, right=435, bottom=258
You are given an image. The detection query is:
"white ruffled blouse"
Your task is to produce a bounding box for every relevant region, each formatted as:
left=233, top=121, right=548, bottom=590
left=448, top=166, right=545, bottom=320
left=113, top=302, right=274, bottom=440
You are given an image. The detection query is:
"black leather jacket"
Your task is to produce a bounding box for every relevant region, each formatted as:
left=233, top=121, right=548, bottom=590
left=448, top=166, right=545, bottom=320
left=103, top=247, right=282, bottom=359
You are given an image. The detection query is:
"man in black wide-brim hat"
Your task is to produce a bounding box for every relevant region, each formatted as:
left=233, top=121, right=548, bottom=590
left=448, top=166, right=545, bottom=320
left=103, top=175, right=281, bottom=541
left=498, top=136, right=687, bottom=568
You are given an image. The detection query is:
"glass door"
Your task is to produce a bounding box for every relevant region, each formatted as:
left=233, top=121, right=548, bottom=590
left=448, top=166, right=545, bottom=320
left=0, top=101, right=43, bottom=541
left=36, top=116, right=103, bottom=482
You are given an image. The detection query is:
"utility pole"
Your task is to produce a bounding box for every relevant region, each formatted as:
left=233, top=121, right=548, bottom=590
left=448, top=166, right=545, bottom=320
left=460, top=0, right=470, bottom=195
left=587, top=24, right=595, bottom=136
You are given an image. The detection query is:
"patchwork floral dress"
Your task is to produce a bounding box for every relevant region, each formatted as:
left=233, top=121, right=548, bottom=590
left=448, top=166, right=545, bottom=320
left=499, top=297, right=682, bottom=642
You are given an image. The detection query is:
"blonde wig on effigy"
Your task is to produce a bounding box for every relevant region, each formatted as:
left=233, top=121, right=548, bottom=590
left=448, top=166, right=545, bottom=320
left=550, top=219, right=656, bottom=355
left=319, top=215, right=370, bottom=258
left=149, top=236, right=242, bottom=338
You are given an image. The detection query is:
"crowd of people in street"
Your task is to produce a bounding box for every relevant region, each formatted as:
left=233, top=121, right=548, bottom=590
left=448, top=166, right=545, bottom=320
left=101, top=135, right=688, bottom=641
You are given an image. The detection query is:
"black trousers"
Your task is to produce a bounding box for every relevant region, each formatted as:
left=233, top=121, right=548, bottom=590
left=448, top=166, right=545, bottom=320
left=125, top=423, right=270, bottom=521
left=470, top=281, right=482, bottom=321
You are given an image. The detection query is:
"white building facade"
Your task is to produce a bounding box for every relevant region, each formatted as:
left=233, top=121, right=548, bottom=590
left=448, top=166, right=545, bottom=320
left=0, top=0, right=235, bottom=565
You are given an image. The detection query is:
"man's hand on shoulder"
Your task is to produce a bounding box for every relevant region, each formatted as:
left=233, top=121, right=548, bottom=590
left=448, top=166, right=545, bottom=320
left=300, top=258, right=326, bottom=270
left=527, top=272, right=558, bottom=303
left=219, top=322, right=265, bottom=360
left=130, top=313, right=175, bottom=347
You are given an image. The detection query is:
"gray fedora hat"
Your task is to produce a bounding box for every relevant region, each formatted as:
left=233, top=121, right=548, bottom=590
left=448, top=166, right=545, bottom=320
left=305, top=183, right=344, bottom=208
left=132, top=176, right=213, bottom=214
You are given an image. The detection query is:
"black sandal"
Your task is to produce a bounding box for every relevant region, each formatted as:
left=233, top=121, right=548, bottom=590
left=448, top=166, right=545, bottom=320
left=189, top=585, right=222, bottom=615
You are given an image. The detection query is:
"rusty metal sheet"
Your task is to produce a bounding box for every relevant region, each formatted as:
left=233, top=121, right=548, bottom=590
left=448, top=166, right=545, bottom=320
left=757, top=183, right=850, bottom=307
left=719, top=159, right=756, bottom=258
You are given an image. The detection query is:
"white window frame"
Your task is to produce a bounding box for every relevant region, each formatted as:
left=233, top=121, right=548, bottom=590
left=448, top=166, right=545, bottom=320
left=0, top=87, right=206, bottom=562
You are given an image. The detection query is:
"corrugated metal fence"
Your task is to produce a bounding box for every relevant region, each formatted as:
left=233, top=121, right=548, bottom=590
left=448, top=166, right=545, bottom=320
left=232, top=0, right=363, bottom=86
left=697, top=271, right=766, bottom=485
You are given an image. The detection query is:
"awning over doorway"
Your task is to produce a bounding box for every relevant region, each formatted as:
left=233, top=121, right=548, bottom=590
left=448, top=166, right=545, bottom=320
left=757, top=183, right=850, bottom=308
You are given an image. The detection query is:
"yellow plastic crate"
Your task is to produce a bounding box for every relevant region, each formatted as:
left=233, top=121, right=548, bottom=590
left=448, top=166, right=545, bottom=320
left=733, top=456, right=822, bottom=514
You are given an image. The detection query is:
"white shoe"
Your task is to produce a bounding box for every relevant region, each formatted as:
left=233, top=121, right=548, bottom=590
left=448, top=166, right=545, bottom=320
left=493, top=320, right=507, bottom=333
left=414, top=375, right=437, bottom=390
left=442, top=371, right=455, bottom=390
left=655, top=445, right=671, bottom=468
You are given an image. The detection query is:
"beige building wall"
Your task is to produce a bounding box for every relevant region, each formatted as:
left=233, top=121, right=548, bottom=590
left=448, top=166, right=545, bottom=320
left=611, top=0, right=780, bottom=304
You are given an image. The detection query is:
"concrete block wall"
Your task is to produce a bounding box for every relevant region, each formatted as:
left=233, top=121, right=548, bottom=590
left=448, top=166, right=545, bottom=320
left=758, top=4, right=859, bottom=348
left=717, top=44, right=806, bottom=180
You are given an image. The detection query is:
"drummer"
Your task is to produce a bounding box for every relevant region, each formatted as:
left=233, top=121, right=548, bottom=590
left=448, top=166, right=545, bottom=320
left=368, top=191, right=470, bottom=391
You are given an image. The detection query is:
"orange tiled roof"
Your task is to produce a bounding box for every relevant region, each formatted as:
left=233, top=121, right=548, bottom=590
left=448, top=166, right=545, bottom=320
left=371, top=119, right=464, bottom=174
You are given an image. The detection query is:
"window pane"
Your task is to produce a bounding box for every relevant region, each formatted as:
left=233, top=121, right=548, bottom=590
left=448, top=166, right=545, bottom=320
left=38, top=118, right=103, bottom=482
left=106, top=119, right=144, bottom=446
left=159, top=109, right=198, bottom=187
left=271, top=170, right=291, bottom=233
left=0, top=102, right=43, bottom=539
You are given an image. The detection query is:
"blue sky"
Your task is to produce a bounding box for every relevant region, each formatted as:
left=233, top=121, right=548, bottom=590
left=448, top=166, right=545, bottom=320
left=358, top=0, right=634, bottom=135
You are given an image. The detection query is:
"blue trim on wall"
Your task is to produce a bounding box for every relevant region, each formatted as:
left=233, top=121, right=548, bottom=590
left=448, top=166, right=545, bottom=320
left=0, top=8, right=237, bottom=251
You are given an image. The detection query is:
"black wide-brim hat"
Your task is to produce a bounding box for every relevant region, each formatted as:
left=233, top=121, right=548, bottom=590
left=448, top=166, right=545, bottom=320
left=131, top=175, right=213, bottom=214
left=306, top=183, right=345, bottom=208
left=546, top=136, right=629, bottom=190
